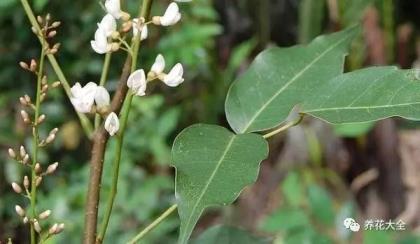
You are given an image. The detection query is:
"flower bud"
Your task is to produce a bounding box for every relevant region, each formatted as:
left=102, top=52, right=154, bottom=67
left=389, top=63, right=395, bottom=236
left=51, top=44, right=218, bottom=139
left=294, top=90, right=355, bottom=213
left=48, top=30, right=57, bottom=38
left=24, top=94, right=31, bottom=103
left=46, top=13, right=51, bottom=22
left=20, top=146, right=26, bottom=158
left=121, top=11, right=130, bottom=21
left=121, top=21, right=132, bottom=33
left=46, top=162, right=59, bottom=174
left=51, top=21, right=61, bottom=28
left=30, top=59, right=37, bottom=72
left=20, top=110, right=30, bottom=124
left=33, top=219, right=41, bottom=233
left=23, top=217, right=29, bottom=224
left=52, top=81, right=61, bottom=88
left=35, top=163, right=42, bottom=174
left=31, top=27, right=37, bottom=34
left=39, top=210, right=51, bottom=220
left=56, top=223, right=65, bottom=234
left=19, top=61, right=29, bottom=70
left=37, top=15, right=43, bottom=24
left=35, top=176, right=43, bottom=187
left=19, top=97, right=28, bottom=106
left=111, top=42, right=120, bottom=52
left=49, top=223, right=58, bottom=234
left=45, top=133, right=56, bottom=144
left=24, top=176, right=30, bottom=189
left=8, top=148, right=16, bottom=159
left=40, top=93, right=46, bottom=102
left=23, top=154, right=30, bottom=164
left=37, top=114, right=46, bottom=124
left=42, top=84, right=49, bottom=93
left=11, top=182, right=22, bottom=194
left=15, top=205, right=25, bottom=217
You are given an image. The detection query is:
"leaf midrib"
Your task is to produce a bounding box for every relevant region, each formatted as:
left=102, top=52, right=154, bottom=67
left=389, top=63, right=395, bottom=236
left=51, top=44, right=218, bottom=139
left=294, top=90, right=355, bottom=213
left=305, top=101, right=420, bottom=113
left=180, top=135, right=236, bottom=243
left=240, top=34, right=351, bottom=133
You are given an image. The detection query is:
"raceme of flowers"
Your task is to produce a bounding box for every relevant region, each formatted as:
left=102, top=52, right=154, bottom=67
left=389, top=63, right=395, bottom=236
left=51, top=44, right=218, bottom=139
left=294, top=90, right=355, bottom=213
left=71, top=1, right=185, bottom=137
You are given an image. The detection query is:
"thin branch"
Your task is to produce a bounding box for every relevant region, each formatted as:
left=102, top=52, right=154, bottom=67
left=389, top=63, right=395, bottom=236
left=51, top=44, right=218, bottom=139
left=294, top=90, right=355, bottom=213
left=127, top=204, right=178, bottom=244
left=262, top=114, right=304, bottom=139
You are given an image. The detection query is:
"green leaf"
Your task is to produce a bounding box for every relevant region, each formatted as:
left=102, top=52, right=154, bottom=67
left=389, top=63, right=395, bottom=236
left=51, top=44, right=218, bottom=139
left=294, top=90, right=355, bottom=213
left=172, top=124, right=268, bottom=243
left=333, top=122, right=375, bottom=137
left=225, top=27, right=359, bottom=134
left=303, top=67, right=420, bottom=123
left=281, top=171, right=304, bottom=207
left=193, top=225, right=270, bottom=244
left=259, top=208, right=310, bottom=232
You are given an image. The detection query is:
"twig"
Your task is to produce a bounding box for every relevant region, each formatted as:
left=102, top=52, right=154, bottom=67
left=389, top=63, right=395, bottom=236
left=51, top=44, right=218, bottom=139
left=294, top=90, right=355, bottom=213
left=127, top=204, right=178, bottom=244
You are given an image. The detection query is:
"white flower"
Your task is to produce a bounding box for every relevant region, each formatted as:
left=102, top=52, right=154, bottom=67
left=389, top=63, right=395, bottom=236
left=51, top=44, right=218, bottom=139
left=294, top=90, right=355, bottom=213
left=91, top=28, right=111, bottom=54
left=97, top=14, right=116, bottom=36
left=70, top=82, right=98, bottom=113
left=163, top=63, right=184, bottom=87
left=94, top=86, right=110, bottom=108
left=105, top=0, right=121, bottom=19
left=132, top=18, right=148, bottom=40
left=104, top=112, right=119, bottom=136
left=127, top=69, right=147, bottom=96
left=150, top=54, right=165, bottom=75
left=154, top=2, right=181, bottom=26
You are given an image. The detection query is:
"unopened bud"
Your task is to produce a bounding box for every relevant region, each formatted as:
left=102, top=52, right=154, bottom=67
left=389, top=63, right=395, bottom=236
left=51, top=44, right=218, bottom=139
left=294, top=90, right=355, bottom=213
left=23, top=154, right=30, bottom=164
left=35, top=176, right=42, bottom=186
left=39, top=210, right=51, bottom=220
left=35, top=163, right=42, bottom=174
left=48, top=30, right=57, bottom=38
left=49, top=223, right=58, bottom=234
left=41, top=75, right=47, bottom=85
left=50, top=128, right=59, bottom=135
left=23, top=216, right=29, bottom=224
left=51, top=21, right=61, bottom=28
left=42, top=84, right=48, bottom=93
left=20, top=146, right=26, bottom=158
left=37, top=114, right=46, bottom=124
left=20, top=110, right=30, bottom=124
left=40, top=93, right=46, bottom=102
left=152, top=16, right=161, bottom=25
left=19, top=61, right=29, bottom=70
left=46, top=13, right=51, bottom=22
left=37, top=15, right=43, bottom=24
left=49, top=48, right=58, bottom=55
left=45, top=133, right=56, bottom=144
left=24, top=94, right=31, bottom=103
left=52, top=81, right=61, bottom=88
left=30, top=59, right=37, bottom=72
left=111, top=31, right=120, bottom=40
left=31, top=27, right=37, bottom=34
left=111, top=43, right=120, bottom=52
left=46, top=162, right=59, bottom=174
left=15, top=205, right=25, bottom=217
left=19, top=97, right=27, bottom=106
left=53, top=43, right=61, bottom=50
left=33, top=219, right=41, bottom=233
left=8, top=148, right=16, bottom=159
left=122, top=21, right=132, bottom=32
left=24, top=176, right=30, bottom=189
left=56, top=223, right=65, bottom=234
left=11, top=182, right=22, bottom=194
left=121, top=11, right=130, bottom=21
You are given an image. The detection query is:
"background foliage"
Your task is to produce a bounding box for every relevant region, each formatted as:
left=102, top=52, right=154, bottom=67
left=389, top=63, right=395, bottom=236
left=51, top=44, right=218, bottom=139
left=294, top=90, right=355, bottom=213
left=1, top=0, right=420, bottom=243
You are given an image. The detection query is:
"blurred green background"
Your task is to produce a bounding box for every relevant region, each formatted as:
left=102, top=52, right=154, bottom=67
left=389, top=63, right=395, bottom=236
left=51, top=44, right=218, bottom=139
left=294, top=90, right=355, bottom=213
left=1, top=0, right=420, bottom=243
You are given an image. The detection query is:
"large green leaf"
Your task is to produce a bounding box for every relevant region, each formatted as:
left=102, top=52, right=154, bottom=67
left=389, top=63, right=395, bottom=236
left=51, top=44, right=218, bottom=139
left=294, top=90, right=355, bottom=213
left=193, top=225, right=270, bottom=244
left=225, top=27, right=358, bottom=134
left=303, top=67, right=420, bottom=123
left=172, top=124, right=268, bottom=244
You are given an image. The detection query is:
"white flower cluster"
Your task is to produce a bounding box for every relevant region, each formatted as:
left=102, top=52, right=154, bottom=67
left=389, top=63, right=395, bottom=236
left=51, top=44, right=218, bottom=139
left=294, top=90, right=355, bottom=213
left=91, top=0, right=182, bottom=55
left=72, top=1, right=186, bottom=137
left=127, top=54, right=184, bottom=97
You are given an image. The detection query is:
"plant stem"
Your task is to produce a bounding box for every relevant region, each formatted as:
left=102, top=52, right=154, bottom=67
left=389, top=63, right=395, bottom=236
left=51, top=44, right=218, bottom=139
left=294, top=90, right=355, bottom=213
left=127, top=204, right=178, bottom=244
left=95, top=53, right=113, bottom=129
left=96, top=1, right=154, bottom=242
left=262, top=114, right=304, bottom=139
left=19, top=0, right=94, bottom=138
left=30, top=40, right=46, bottom=244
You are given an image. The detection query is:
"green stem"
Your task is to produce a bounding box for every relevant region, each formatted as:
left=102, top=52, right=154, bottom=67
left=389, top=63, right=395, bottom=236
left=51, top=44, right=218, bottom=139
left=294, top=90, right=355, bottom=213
left=95, top=53, right=112, bottom=129
left=96, top=1, right=154, bottom=242
left=262, top=114, right=304, bottom=139
left=127, top=204, right=178, bottom=244
left=30, top=40, right=46, bottom=244
left=19, top=0, right=94, bottom=138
